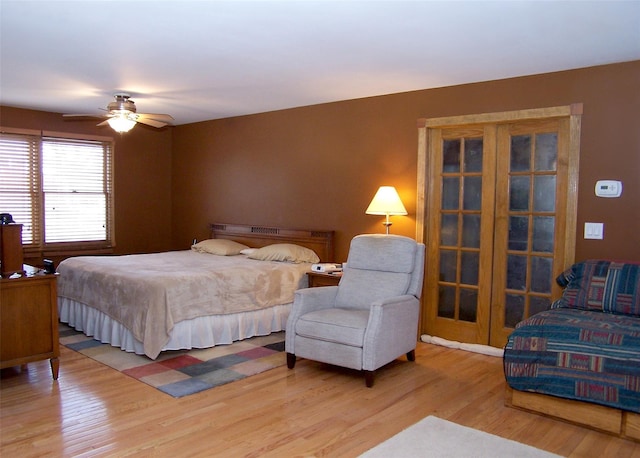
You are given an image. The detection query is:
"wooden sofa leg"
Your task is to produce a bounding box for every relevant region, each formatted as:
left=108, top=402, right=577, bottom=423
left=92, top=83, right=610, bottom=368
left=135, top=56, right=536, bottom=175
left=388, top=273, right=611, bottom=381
left=407, top=349, right=416, bottom=361
left=364, top=370, right=375, bottom=388
left=287, top=352, right=296, bottom=369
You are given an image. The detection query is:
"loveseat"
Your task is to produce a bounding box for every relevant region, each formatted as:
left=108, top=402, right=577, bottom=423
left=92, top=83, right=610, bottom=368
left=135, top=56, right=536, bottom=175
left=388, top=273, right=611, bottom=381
left=503, top=259, right=640, bottom=440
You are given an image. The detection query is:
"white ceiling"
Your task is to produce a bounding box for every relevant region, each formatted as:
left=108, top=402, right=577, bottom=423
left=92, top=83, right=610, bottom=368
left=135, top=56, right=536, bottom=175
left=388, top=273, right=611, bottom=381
left=1, top=1, right=639, bottom=126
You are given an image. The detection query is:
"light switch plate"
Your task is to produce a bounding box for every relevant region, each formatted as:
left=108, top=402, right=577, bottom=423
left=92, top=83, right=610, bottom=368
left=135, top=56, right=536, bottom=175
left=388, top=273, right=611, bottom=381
left=584, top=222, right=604, bottom=240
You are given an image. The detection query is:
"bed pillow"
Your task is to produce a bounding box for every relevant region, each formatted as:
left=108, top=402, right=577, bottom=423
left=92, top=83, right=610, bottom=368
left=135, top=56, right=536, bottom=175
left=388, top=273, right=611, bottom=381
left=551, top=259, right=640, bottom=316
left=191, top=239, right=249, bottom=256
left=248, top=243, right=320, bottom=263
left=240, top=247, right=258, bottom=255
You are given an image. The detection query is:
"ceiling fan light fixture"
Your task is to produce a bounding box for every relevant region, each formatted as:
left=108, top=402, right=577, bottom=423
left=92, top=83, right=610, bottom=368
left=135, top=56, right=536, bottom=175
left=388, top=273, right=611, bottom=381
left=63, top=93, right=172, bottom=131
left=107, top=112, right=137, bottom=133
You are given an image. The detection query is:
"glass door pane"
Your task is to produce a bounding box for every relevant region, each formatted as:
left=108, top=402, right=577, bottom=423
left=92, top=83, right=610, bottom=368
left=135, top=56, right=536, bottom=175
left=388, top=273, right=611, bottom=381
left=490, top=117, right=572, bottom=347
left=437, top=136, right=483, bottom=324
left=503, top=131, right=557, bottom=326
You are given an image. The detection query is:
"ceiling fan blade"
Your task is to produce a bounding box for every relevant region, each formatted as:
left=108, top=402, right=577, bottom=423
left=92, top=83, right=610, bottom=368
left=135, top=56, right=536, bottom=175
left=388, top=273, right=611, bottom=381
left=63, top=113, right=104, bottom=119
left=96, top=120, right=110, bottom=127
left=135, top=117, right=169, bottom=128
left=137, top=113, right=174, bottom=123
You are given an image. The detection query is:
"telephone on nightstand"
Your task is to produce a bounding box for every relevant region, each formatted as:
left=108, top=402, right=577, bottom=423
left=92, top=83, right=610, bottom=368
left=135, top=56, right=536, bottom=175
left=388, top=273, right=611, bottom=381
left=43, top=259, right=56, bottom=274
left=0, top=213, right=15, bottom=224
left=311, top=263, right=342, bottom=273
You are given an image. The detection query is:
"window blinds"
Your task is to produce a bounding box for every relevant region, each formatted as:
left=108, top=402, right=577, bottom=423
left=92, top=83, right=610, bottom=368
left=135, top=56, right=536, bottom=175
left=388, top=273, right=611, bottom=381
left=0, top=132, right=41, bottom=245
left=42, top=136, right=113, bottom=243
left=0, top=129, right=113, bottom=249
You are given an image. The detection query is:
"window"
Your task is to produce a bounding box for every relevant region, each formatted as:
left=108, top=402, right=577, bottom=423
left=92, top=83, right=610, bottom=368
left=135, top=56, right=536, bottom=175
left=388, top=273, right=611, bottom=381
left=0, top=128, right=114, bottom=252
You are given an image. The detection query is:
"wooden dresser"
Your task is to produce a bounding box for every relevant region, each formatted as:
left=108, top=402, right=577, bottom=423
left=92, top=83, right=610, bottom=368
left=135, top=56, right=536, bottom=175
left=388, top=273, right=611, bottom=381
left=0, top=268, right=59, bottom=380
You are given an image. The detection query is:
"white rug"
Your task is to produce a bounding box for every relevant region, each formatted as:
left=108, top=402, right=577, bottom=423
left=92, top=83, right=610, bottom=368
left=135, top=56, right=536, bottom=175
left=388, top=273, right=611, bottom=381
left=359, top=416, right=562, bottom=458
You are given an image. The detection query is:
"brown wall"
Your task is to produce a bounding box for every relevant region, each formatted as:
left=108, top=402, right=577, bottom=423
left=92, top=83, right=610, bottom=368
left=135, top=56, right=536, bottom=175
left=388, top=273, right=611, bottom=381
left=172, top=61, right=640, bottom=262
left=0, top=106, right=174, bottom=258
left=2, top=61, right=638, bottom=264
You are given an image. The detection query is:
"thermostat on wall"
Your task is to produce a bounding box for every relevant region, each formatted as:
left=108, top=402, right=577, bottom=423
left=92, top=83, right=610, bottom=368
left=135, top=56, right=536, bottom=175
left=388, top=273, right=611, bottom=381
left=595, top=180, right=622, bottom=198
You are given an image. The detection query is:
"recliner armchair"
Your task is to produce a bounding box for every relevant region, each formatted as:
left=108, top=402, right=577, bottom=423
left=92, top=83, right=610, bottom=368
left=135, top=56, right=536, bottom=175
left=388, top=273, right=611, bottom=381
left=286, top=234, right=425, bottom=387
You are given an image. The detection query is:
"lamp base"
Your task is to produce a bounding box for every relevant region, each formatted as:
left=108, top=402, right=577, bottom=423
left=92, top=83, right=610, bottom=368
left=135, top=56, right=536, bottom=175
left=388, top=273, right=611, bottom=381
left=382, top=221, right=392, bottom=235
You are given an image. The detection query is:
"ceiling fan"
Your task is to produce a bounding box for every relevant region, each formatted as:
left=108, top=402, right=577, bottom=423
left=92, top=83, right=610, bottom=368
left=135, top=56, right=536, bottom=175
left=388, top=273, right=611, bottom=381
left=63, top=93, right=174, bottom=133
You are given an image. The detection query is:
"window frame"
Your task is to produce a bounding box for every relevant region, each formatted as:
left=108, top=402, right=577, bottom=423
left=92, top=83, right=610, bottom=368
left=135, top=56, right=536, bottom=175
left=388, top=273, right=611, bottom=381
left=0, top=127, right=115, bottom=258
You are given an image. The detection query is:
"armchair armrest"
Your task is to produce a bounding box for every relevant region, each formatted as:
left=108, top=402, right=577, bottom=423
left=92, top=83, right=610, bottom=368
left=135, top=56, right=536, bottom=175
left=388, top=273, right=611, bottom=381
left=285, top=286, right=339, bottom=352
left=292, top=286, right=339, bottom=314
left=362, top=295, right=421, bottom=371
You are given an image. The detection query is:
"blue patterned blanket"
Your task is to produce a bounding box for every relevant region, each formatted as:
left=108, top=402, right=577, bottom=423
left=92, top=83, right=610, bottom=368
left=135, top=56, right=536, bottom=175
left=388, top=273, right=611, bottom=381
left=504, top=260, right=640, bottom=413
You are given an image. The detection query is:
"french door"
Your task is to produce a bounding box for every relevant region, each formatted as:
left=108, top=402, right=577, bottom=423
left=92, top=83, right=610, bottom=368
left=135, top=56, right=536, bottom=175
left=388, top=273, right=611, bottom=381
left=416, top=105, right=582, bottom=348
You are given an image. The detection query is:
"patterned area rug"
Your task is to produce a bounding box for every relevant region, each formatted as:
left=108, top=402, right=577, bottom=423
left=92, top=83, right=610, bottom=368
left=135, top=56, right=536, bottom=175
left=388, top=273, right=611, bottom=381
left=59, top=324, right=286, bottom=398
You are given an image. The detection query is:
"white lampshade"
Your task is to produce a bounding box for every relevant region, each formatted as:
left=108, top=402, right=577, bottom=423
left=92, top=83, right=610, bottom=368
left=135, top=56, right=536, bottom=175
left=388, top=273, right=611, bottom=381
left=107, top=114, right=137, bottom=133
left=366, top=186, right=407, bottom=215
left=366, top=186, right=407, bottom=234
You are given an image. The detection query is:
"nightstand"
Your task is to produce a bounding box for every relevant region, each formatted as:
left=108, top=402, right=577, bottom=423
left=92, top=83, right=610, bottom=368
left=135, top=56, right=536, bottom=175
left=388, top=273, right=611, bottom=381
left=307, top=270, right=342, bottom=288
left=0, top=267, right=59, bottom=380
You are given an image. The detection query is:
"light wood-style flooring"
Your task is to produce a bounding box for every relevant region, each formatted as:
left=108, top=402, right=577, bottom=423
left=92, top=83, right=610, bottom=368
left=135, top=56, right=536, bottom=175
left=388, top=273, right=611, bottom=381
left=2, top=340, right=639, bottom=457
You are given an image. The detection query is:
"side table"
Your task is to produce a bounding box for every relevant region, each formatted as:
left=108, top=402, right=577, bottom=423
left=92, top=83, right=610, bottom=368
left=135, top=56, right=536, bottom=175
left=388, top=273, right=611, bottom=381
left=0, top=268, right=59, bottom=380
left=307, top=270, right=342, bottom=288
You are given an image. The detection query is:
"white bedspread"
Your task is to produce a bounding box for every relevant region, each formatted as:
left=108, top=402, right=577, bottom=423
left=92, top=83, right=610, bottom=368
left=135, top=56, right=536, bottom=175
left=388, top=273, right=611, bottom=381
left=57, top=251, right=310, bottom=359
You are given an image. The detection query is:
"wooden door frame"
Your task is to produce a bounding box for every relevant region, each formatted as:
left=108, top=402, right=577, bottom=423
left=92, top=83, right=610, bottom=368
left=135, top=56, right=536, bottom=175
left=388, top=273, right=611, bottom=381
left=416, top=104, right=582, bottom=338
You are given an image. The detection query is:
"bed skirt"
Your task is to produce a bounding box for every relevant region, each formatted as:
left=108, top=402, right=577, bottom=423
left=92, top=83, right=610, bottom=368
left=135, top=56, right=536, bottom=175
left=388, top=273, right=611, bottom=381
left=58, top=297, right=291, bottom=358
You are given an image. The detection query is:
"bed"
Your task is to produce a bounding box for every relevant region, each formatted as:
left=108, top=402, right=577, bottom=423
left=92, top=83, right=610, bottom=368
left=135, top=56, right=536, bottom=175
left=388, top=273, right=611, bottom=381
left=57, top=223, right=334, bottom=359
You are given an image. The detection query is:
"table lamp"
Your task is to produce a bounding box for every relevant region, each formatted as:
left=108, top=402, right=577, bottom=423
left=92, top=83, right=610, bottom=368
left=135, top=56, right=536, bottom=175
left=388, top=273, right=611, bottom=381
left=365, top=186, right=407, bottom=234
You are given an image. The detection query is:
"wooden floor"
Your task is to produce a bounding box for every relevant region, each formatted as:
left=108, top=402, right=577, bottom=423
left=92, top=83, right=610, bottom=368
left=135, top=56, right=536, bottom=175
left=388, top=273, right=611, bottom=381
left=1, top=341, right=639, bottom=457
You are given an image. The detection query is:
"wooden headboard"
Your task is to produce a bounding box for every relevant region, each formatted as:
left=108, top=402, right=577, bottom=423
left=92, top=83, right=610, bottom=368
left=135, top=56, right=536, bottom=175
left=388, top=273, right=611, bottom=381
left=210, top=223, right=334, bottom=262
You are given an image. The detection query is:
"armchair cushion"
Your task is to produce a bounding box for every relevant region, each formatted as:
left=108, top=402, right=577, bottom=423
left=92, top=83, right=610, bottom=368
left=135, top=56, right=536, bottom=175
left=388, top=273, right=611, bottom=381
left=295, top=308, right=369, bottom=347
left=346, top=234, right=417, bottom=272
left=335, top=269, right=410, bottom=310
left=335, top=234, right=418, bottom=310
